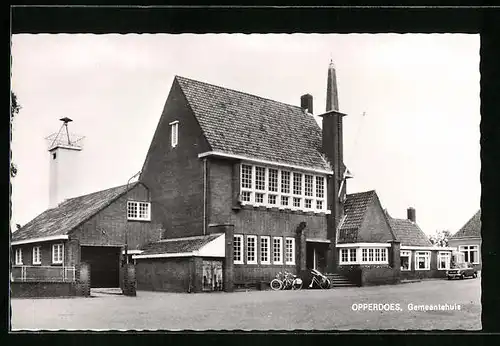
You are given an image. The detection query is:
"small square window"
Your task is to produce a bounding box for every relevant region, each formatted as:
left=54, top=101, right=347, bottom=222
left=268, top=194, right=277, bottom=205
left=280, top=195, right=289, bottom=207
left=305, top=199, right=312, bottom=209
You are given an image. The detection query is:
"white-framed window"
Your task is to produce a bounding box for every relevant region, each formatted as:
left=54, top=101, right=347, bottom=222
left=15, top=248, right=23, bottom=265
left=127, top=201, right=151, bottom=221
left=268, top=169, right=278, bottom=192
left=359, top=247, right=389, bottom=264
left=292, top=172, right=303, bottom=196
left=285, top=237, right=295, bottom=265
left=315, top=176, right=325, bottom=211
left=438, top=251, right=451, bottom=270
left=239, top=163, right=328, bottom=213
left=52, top=244, right=64, bottom=264
left=459, top=245, right=480, bottom=264
left=233, top=234, right=243, bottom=264
left=415, top=251, right=431, bottom=270
left=400, top=250, right=411, bottom=271
left=260, top=236, right=270, bottom=264
left=170, top=120, right=179, bottom=148
left=339, top=248, right=358, bottom=264
left=273, top=237, right=283, bottom=264
left=246, top=235, right=257, bottom=264
left=32, top=246, right=41, bottom=265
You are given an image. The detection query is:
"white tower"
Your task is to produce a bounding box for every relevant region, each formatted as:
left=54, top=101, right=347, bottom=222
left=46, top=117, right=84, bottom=208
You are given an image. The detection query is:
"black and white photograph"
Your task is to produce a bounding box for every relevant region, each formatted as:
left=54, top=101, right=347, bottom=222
left=10, top=33, right=481, bottom=331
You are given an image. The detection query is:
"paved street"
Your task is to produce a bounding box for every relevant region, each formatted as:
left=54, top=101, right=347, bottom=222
left=11, top=277, right=481, bottom=331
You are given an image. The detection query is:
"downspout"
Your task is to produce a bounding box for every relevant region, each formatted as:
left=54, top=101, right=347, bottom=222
left=203, top=158, right=207, bottom=235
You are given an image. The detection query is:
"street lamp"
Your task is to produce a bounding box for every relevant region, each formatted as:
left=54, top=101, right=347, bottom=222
left=124, top=170, right=141, bottom=265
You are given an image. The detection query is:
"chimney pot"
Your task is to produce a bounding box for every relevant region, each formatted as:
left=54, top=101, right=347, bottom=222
left=300, top=94, right=313, bottom=114
left=407, top=207, right=416, bottom=223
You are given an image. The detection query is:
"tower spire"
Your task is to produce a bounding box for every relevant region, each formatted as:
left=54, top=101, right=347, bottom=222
left=326, top=61, right=339, bottom=112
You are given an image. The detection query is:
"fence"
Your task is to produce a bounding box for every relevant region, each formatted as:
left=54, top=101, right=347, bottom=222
left=11, top=265, right=76, bottom=283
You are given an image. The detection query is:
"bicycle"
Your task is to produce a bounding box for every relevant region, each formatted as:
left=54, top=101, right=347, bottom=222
left=308, top=269, right=330, bottom=289
left=270, top=271, right=303, bottom=290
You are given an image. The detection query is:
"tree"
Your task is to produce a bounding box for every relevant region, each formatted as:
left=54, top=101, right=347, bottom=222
left=11, top=92, right=21, bottom=178
left=429, top=229, right=452, bottom=247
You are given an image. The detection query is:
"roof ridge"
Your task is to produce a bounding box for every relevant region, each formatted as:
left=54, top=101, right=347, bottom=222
left=64, top=181, right=139, bottom=202
left=175, top=75, right=307, bottom=114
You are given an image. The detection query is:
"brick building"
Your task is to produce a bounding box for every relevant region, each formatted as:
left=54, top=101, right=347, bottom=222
left=11, top=182, right=162, bottom=289
left=12, top=62, right=456, bottom=293
left=448, top=210, right=481, bottom=270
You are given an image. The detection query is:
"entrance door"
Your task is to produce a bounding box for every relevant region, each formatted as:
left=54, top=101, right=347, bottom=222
left=202, top=260, right=223, bottom=291
left=81, top=246, right=121, bottom=288
left=306, top=243, right=328, bottom=273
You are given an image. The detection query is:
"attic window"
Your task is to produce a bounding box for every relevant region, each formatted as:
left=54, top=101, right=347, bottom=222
left=170, top=121, right=179, bottom=148
left=127, top=201, right=151, bottom=221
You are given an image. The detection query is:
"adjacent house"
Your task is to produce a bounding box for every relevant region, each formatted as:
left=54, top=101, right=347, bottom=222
left=448, top=210, right=481, bottom=270
left=386, top=208, right=455, bottom=280
left=11, top=180, right=162, bottom=291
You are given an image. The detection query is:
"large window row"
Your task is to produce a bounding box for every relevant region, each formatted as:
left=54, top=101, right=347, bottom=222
left=14, top=244, right=64, bottom=265
left=401, top=250, right=452, bottom=271
left=339, top=247, right=389, bottom=265
left=240, top=164, right=327, bottom=213
left=233, top=234, right=295, bottom=265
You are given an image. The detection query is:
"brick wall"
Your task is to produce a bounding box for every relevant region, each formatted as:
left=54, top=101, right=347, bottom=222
left=207, top=158, right=329, bottom=283
left=136, top=257, right=192, bottom=292
left=140, top=79, right=211, bottom=239
left=71, top=183, right=162, bottom=250
left=360, top=265, right=399, bottom=286
left=11, top=282, right=77, bottom=298
left=357, top=196, right=395, bottom=243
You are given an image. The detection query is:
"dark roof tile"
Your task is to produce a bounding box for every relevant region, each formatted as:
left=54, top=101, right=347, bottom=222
left=139, top=234, right=223, bottom=255
left=176, top=76, right=332, bottom=172
left=338, top=190, right=376, bottom=243
left=451, top=210, right=481, bottom=239
left=388, top=217, right=433, bottom=247
left=12, top=182, right=140, bottom=242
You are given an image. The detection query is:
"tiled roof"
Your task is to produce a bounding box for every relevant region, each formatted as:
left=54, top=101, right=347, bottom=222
left=451, top=210, right=481, bottom=239
left=388, top=217, right=433, bottom=247
left=12, top=182, right=140, bottom=242
left=338, top=190, right=376, bottom=243
left=175, top=76, right=332, bottom=172
left=340, top=190, right=376, bottom=231
left=139, top=234, right=222, bottom=255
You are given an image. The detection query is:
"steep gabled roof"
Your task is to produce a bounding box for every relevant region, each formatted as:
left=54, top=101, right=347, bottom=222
left=451, top=209, right=481, bottom=239
left=386, top=213, right=433, bottom=247
left=337, top=190, right=377, bottom=243
left=175, top=76, right=331, bottom=172
left=12, top=182, right=140, bottom=242
left=139, top=233, right=222, bottom=256
left=340, top=190, right=376, bottom=232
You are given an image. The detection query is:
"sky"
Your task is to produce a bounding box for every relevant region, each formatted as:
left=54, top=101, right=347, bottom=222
left=10, top=34, right=480, bottom=236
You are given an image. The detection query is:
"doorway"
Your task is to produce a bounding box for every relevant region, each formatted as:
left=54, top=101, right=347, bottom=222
left=202, top=259, right=223, bottom=291
left=306, top=242, right=329, bottom=273
left=81, top=246, right=121, bottom=288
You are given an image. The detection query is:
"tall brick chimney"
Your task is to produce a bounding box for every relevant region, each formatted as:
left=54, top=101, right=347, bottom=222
left=320, top=61, right=347, bottom=272
left=300, top=94, right=314, bottom=114
left=407, top=207, right=416, bottom=223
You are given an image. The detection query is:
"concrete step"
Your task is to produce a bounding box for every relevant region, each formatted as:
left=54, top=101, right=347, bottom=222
left=325, top=274, right=358, bottom=288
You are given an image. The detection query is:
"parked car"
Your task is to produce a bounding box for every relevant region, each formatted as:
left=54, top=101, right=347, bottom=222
left=446, top=262, right=478, bottom=280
